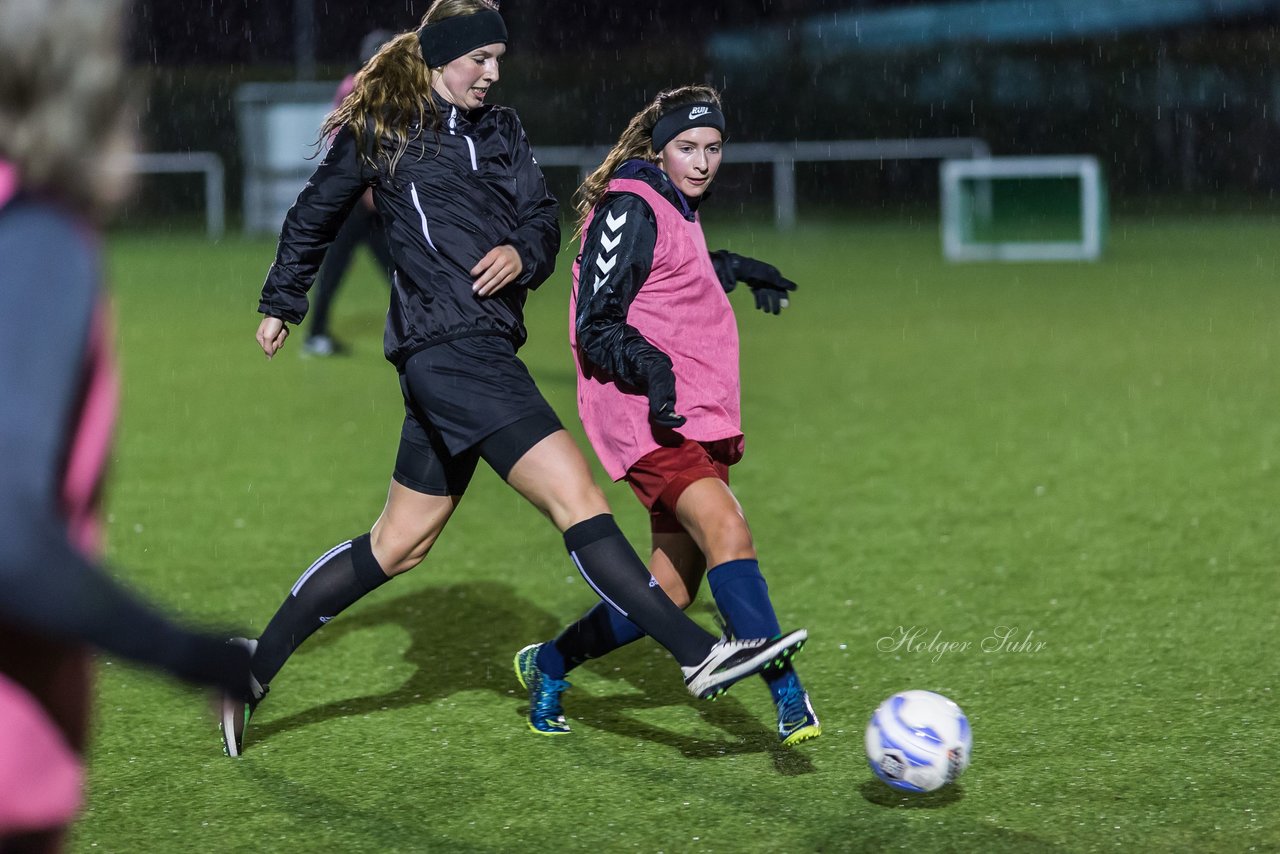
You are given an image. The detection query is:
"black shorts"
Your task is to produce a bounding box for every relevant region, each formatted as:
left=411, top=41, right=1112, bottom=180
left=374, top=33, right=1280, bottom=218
left=393, top=335, right=563, bottom=496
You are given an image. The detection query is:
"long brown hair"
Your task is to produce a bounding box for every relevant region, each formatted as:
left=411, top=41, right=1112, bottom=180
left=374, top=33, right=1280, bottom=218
left=0, top=0, right=134, bottom=220
left=572, top=84, right=722, bottom=237
left=320, top=0, right=497, bottom=175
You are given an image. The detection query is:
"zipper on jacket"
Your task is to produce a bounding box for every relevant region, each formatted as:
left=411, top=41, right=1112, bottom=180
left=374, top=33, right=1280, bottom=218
left=447, top=106, right=479, bottom=172
left=408, top=183, right=438, bottom=251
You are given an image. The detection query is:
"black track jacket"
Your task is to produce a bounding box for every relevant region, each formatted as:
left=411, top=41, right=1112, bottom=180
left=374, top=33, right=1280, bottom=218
left=259, top=95, right=560, bottom=367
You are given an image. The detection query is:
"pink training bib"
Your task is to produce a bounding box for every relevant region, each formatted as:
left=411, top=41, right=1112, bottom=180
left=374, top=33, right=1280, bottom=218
left=571, top=177, right=743, bottom=480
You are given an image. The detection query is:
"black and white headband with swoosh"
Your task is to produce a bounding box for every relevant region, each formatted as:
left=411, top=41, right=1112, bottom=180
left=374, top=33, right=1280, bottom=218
left=650, top=102, right=726, bottom=152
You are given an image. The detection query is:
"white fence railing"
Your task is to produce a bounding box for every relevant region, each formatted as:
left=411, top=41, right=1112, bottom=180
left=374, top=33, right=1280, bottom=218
left=532, top=137, right=992, bottom=229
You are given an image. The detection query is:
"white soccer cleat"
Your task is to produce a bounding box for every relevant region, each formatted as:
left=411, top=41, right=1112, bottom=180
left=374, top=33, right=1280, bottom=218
left=682, top=629, right=808, bottom=700
left=219, top=638, right=267, bottom=758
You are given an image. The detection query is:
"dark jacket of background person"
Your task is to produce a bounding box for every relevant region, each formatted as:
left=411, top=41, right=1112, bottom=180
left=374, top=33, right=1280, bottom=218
left=0, top=184, right=250, bottom=848
left=0, top=190, right=249, bottom=692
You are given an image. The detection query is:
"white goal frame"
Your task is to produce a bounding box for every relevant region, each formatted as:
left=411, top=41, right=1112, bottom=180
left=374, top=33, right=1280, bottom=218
left=940, top=156, right=1104, bottom=262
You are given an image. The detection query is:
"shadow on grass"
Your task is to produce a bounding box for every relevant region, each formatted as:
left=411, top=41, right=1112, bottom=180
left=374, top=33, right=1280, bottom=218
left=250, top=581, right=555, bottom=746
left=570, top=642, right=816, bottom=776
left=250, top=581, right=811, bottom=773
left=859, top=778, right=964, bottom=808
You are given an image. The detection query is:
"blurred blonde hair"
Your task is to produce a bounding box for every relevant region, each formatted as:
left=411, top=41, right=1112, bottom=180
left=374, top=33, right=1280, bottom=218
left=322, top=0, right=499, bottom=176
left=0, top=0, right=134, bottom=219
left=572, top=84, right=723, bottom=237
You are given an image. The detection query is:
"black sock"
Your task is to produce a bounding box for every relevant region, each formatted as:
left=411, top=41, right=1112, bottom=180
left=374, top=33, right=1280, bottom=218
left=251, top=533, right=390, bottom=685
left=543, top=600, right=646, bottom=678
left=563, top=514, right=713, bottom=667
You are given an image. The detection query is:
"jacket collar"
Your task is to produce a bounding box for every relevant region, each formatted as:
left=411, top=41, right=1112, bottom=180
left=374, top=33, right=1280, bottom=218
left=428, top=90, right=492, bottom=131
left=613, top=159, right=698, bottom=221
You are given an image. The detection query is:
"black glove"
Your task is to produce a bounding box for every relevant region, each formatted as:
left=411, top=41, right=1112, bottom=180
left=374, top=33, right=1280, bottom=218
left=646, top=361, right=686, bottom=428
left=734, top=256, right=797, bottom=315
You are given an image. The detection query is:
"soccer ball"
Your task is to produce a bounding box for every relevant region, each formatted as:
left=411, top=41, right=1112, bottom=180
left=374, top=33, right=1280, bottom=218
left=865, top=690, right=971, bottom=792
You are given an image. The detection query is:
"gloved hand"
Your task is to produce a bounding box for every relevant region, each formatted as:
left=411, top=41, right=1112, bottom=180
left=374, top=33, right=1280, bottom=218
left=734, top=256, right=797, bottom=315
left=646, top=361, right=686, bottom=428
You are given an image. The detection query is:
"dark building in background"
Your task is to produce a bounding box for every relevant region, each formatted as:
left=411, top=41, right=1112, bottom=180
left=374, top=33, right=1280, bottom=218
left=129, top=1, right=936, bottom=66
left=123, top=0, right=1280, bottom=225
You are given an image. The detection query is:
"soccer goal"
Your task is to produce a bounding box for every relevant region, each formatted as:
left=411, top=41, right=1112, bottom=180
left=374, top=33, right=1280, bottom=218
left=940, top=156, right=1106, bottom=262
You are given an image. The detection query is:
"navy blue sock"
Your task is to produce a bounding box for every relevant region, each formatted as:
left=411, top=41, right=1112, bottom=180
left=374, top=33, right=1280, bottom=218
left=707, top=558, right=780, bottom=638
left=542, top=601, right=646, bottom=678
left=767, top=668, right=803, bottom=702
left=707, top=559, right=802, bottom=694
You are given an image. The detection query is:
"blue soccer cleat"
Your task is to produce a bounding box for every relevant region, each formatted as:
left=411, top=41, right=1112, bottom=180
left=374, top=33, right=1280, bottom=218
left=776, top=684, right=821, bottom=747
left=513, top=643, right=571, bottom=736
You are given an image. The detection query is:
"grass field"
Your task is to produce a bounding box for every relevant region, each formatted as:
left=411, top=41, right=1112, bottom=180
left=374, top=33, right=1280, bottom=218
left=70, top=212, right=1279, bottom=852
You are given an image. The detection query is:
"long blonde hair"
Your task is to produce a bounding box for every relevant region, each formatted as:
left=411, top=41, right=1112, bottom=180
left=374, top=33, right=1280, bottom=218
left=572, top=84, right=722, bottom=237
left=321, top=0, right=497, bottom=175
left=0, top=0, right=133, bottom=219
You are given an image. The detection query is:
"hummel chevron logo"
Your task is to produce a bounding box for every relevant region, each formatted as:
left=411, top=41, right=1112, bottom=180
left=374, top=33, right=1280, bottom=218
left=590, top=209, right=627, bottom=295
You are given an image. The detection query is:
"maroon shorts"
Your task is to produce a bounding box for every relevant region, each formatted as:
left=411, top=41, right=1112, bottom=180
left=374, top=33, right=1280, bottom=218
left=624, top=437, right=743, bottom=534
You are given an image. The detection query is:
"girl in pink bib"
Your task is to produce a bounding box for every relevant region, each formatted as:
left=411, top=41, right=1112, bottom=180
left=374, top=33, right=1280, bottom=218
left=516, top=85, right=820, bottom=747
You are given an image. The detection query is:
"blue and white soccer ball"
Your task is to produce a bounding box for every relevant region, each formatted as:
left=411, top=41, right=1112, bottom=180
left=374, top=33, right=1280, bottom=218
left=865, top=690, right=971, bottom=792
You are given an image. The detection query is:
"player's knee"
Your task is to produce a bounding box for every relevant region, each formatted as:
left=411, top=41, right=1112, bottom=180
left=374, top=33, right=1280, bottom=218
left=373, top=529, right=439, bottom=575
left=555, top=481, right=610, bottom=528
left=705, top=517, right=755, bottom=562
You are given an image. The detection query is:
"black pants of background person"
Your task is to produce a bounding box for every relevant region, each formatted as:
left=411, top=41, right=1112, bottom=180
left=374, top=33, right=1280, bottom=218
left=306, top=203, right=394, bottom=352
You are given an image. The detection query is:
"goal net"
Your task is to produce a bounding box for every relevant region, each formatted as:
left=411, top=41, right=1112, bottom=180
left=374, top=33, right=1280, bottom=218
left=940, top=156, right=1106, bottom=262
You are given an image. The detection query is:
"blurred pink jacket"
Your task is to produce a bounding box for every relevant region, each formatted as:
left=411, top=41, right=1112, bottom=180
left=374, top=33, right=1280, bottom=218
left=0, top=674, right=81, bottom=834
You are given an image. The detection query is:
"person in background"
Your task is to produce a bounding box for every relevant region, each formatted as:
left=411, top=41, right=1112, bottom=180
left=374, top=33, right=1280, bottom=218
left=514, top=84, right=820, bottom=747
left=0, top=0, right=253, bottom=849
left=303, top=28, right=397, bottom=357
left=225, top=0, right=806, bottom=758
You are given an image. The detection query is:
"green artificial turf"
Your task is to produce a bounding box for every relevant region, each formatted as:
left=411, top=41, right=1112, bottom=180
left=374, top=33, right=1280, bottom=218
left=69, top=212, right=1279, bottom=852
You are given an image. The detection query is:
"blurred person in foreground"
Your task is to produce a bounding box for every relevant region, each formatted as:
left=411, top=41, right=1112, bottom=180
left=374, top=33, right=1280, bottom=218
left=303, top=28, right=397, bottom=358
left=0, top=0, right=252, bottom=849
left=230, top=0, right=806, bottom=757
left=514, top=85, right=820, bottom=746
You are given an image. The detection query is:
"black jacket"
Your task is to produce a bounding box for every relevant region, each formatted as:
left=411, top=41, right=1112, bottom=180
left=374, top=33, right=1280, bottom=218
left=575, top=160, right=745, bottom=390
left=259, top=96, right=560, bottom=367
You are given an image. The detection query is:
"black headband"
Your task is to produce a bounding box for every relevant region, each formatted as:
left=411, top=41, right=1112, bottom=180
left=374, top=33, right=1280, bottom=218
left=650, top=102, right=726, bottom=152
left=418, top=10, right=507, bottom=68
